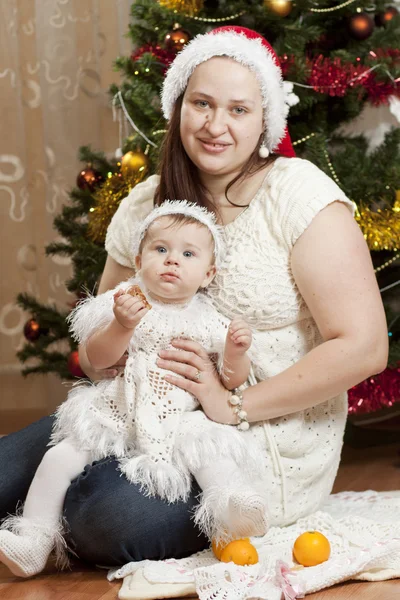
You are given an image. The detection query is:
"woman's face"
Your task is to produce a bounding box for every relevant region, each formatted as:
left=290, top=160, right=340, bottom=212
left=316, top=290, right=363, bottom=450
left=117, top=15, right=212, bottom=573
left=180, top=57, right=264, bottom=178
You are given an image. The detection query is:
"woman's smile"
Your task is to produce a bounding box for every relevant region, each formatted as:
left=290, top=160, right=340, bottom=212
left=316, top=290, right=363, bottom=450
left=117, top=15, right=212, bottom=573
left=198, top=139, right=232, bottom=154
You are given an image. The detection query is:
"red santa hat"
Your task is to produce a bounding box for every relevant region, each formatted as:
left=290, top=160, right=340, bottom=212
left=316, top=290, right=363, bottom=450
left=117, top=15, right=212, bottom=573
left=161, top=25, right=297, bottom=158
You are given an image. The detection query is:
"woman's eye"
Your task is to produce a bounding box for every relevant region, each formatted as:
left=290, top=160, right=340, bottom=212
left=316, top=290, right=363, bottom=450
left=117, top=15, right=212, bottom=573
left=156, top=246, right=167, bottom=253
left=195, top=100, right=209, bottom=108
left=233, top=107, right=246, bottom=115
left=183, top=251, right=193, bottom=258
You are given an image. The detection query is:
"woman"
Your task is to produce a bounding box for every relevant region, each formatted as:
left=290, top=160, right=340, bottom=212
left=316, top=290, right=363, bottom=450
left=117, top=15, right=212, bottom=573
left=0, top=26, right=387, bottom=568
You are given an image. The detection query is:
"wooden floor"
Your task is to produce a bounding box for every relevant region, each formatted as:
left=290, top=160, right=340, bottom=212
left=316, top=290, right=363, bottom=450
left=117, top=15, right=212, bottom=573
left=0, top=443, right=399, bottom=600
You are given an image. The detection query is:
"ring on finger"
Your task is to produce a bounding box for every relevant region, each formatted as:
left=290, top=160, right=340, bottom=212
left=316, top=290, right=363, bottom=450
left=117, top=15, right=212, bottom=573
left=193, top=369, right=201, bottom=381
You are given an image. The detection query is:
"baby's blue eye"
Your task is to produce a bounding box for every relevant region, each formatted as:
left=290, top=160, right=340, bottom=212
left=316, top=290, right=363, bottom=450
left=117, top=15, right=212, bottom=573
left=183, top=251, right=193, bottom=258
left=156, top=246, right=167, bottom=253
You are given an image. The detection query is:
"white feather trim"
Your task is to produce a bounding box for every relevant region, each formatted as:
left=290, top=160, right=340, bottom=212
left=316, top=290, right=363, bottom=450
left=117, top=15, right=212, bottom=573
left=193, top=484, right=270, bottom=543
left=161, top=31, right=286, bottom=152
left=192, top=485, right=231, bottom=543
left=67, top=279, right=135, bottom=345
left=119, top=454, right=191, bottom=503
left=67, top=289, right=115, bottom=345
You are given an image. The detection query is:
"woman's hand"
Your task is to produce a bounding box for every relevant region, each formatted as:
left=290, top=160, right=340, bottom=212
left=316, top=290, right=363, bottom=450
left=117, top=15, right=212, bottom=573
left=156, top=339, right=237, bottom=424
left=78, top=344, right=127, bottom=381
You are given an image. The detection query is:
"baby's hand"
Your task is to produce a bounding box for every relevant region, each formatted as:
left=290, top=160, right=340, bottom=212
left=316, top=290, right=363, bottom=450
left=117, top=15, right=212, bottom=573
left=113, top=289, right=149, bottom=330
left=226, top=317, right=252, bottom=353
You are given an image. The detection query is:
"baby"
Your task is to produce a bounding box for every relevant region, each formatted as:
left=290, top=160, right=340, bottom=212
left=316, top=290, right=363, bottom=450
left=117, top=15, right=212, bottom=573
left=0, top=201, right=268, bottom=578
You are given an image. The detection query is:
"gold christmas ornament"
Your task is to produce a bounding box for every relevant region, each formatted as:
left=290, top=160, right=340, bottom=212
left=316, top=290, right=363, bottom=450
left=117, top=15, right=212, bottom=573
left=264, top=0, right=293, bottom=17
left=120, top=150, right=150, bottom=179
left=355, top=204, right=400, bottom=252
left=158, top=0, right=204, bottom=15
left=347, top=12, right=374, bottom=40
left=164, top=25, right=192, bottom=52
left=87, top=170, right=146, bottom=244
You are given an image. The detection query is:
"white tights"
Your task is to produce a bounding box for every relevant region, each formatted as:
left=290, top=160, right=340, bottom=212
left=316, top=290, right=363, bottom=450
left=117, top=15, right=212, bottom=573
left=22, top=445, right=268, bottom=541
left=0, top=440, right=91, bottom=577
left=23, top=439, right=91, bottom=525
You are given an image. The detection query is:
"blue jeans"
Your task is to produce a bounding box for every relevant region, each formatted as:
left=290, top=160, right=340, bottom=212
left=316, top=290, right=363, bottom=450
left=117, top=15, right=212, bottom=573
left=0, top=416, right=208, bottom=566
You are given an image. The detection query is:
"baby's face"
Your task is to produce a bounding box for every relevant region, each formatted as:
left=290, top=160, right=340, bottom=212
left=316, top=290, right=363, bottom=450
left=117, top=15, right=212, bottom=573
left=136, top=216, right=216, bottom=304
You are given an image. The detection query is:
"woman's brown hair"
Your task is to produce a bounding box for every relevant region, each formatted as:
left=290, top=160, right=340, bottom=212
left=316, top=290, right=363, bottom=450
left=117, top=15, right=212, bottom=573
left=155, top=93, right=277, bottom=216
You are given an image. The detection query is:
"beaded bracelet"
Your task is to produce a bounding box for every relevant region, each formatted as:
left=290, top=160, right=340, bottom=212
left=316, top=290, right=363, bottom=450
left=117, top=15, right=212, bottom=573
left=228, top=386, right=249, bottom=431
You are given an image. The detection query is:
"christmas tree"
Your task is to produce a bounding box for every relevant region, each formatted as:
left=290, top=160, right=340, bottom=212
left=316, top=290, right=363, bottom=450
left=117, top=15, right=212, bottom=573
left=17, top=0, right=400, bottom=420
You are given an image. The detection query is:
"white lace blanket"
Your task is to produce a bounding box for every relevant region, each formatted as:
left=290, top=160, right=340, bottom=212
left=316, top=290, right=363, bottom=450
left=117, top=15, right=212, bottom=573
left=108, top=490, right=400, bottom=600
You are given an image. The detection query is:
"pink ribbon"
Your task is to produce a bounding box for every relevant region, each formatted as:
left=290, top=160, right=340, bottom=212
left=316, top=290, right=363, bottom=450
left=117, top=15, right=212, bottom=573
left=275, top=561, right=305, bottom=600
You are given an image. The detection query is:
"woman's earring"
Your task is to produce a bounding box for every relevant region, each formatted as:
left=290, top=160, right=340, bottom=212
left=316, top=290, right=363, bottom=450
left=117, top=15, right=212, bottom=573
left=259, top=144, right=269, bottom=158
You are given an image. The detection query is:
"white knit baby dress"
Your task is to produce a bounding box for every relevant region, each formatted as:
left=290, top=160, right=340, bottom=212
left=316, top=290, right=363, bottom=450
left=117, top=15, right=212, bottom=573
left=51, top=277, right=256, bottom=502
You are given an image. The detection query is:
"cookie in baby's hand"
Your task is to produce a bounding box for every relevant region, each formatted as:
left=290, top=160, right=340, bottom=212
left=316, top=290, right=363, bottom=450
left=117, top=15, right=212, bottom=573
left=126, top=285, right=152, bottom=310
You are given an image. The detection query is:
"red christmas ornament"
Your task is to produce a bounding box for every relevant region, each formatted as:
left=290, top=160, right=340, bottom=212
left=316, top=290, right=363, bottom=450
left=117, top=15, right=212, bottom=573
left=76, top=167, right=104, bottom=192
left=375, top=6, right=398, bottom=27
left=131, top=44, right=175, bottom=75
left=23, top=318, right=48, bottom=342
left=67, top=350, right=86, bottom=378
left=348, top=366, right=400, bottom=415
left=347, top=12, right=374, bottom=40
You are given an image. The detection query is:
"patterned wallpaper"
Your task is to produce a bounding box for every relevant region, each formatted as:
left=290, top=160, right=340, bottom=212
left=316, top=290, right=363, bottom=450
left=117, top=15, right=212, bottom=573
left=0, top=0, right=133, bottom=415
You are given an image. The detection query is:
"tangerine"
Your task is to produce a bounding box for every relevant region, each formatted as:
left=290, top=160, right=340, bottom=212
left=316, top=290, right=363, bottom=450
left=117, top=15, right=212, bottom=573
left=220, top=539, right=258, bottom=566
left=211, top=539, right=226, bottom=560
left=293, top=531, right=331, bottom=567
left=211, top=537, right=250, bottom=560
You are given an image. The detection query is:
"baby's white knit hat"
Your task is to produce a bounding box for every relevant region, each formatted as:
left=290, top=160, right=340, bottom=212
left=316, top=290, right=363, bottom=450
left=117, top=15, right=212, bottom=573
left=132, top=200, right=226, bottom=268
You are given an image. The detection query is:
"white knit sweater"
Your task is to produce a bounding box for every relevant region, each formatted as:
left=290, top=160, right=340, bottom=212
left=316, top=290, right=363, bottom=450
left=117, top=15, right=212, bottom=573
left=105, top=157, right=355, bottom=526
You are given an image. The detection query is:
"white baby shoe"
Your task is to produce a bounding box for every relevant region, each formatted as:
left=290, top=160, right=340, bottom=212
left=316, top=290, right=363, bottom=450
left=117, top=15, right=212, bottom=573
left=0, top=516, right=66, bottom=578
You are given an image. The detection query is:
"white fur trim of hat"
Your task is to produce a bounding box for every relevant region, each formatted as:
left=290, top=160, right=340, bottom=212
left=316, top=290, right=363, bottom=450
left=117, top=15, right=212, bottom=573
left=131, top=200, right=226, bottom=269
left=161, top=30, right=298, bottom=154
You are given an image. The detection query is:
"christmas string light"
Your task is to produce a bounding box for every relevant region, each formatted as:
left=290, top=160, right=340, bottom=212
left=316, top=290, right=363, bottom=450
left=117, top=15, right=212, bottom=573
left=322, top=148, right=341, bottom=186
left=293, top=132, right=316, bottom=146
left=152, top=129, right=168, bottom=136
left=375, top=253, right=400, bottom=274
left=176, top=10, right=246, bottom=22
left=309, top=0, right=357, bottom=13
